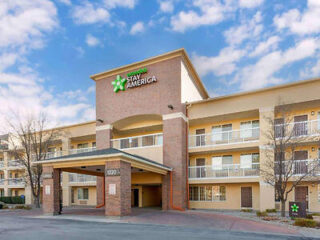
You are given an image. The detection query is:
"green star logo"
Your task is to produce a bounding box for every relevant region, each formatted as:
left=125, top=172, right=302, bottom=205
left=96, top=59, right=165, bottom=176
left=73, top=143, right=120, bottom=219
left=112, top=75, right=127, bottom=93
left=291, top=204, right=299, bottom=212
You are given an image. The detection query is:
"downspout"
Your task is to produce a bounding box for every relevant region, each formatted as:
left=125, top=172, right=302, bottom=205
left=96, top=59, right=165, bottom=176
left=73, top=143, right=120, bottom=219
left=186, top=103, right=190, bottom=209
left=96, top=176, right=105, bottom=208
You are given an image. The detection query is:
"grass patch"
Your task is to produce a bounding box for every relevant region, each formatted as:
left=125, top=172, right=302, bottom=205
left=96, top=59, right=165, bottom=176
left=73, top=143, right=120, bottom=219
left=266, top=208, right=277, bottom=213
left=294, top=218, right=317, bottom=228
left=241, top=209, right=252, bottom=212
left=256, top=211, right=268, bottom=217
left=14, top=205, right=32, bottom=210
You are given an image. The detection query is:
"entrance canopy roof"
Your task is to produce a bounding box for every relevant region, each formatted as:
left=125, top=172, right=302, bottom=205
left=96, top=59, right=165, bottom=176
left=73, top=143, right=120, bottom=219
left=36, top=148, right=172, bottom=175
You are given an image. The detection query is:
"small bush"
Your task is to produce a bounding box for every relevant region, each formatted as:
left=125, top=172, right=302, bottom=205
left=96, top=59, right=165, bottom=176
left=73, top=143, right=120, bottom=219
left=241, top=209, right=252, bottom=212
left=306, top=214, right=313, bottom=220
left=312, top=213, right=320, bottom=216
left=266, top=208, right=277, bottom=213
left=14, top=205, right=31, bottom=210
left=262, top=216, right=279, bottom=221
left=256, top=211, right=268, bottom=217
left=0, top=196, right=25, bottom=204
left=294, top=218, right=317, bottom=228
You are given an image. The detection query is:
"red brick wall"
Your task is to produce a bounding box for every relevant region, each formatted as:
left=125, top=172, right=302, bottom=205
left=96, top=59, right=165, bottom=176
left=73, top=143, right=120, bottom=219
left=105, top=160, right=131, bottom=216
left=42, top=166, right=60, bottom=215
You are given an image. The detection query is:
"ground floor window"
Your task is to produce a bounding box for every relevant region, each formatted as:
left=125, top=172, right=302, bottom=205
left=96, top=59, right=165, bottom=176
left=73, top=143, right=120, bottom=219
left=189, top=185, right=226, bottom=201
left=77, top=188, right=89, bottom=200
left=0, top=189, right=4, bottom=197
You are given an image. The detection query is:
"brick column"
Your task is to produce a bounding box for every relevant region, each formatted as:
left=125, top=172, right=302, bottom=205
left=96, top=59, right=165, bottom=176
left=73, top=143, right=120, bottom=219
left=161, top=174, right=169, bottom=210
left=42, top=166, right=60, bottom=215
left=105, top=160, right=131, bottom=216
left=259, top=107, right=275, bottom=211
left=96, top=125, right=112, bottom=206
left=163, top=115, right=187, bottom=209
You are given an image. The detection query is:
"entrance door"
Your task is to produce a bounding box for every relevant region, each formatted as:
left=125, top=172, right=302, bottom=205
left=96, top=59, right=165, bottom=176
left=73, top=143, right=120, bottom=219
left=241, top=187, right=252, bottom=208
left=294, top=151, right=308, bottom=174
left=196, top=158, right=205, bottom=178
left=196, top=129, right=205, bottom=146
left=133, top=189, right=139, bottom=207
left=295, top=186, right=308, bottom=209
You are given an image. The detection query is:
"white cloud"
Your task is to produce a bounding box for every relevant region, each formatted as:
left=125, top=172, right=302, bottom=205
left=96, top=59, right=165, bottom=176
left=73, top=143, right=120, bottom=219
left=58, top=0, right=72, bottom=5
left=224, top=11, right=263, bottom=45
left=130, top=21, right=145, bottom=35
left=71, top=1, right=110, bottom=25
left=104, top=0, right=137, bottom=9
left=159, top=1, right=174, bottom=13
left=0, top=0, right=57, bottom=49
left=239, top=0, right=264, bottom=8
left=274, top=0, right=320, bottom=35
left=234, top=38, right=319, bottom=90
left=0, top=53, right=18, bottom=72
left=250, top=36, right=280, bottom=57
left=86, top=34, right=100, bottom=47
left=170, top=0, right=235, bottom=32
left=192, top=47, right=245, bottom=77
left=300, top=58, right=320, bottom=79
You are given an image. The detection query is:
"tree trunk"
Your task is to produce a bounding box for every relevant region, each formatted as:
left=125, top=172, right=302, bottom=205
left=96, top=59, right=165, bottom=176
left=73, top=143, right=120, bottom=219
left=34, top=195, right=40, bottom=208
left=281, top=200, right=286, bottom=217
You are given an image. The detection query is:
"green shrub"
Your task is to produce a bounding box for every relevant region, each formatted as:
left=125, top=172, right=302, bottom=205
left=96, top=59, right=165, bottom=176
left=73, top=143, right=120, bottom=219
left=266, top=208, right=277, bottom=213
left=294, top=218, right=317, bottom=228
left=14, top=205, right=31, bottom=210
left=312, top=213, right=320, bottom=216
left=256, top=211, right=268, bottom=217
left=0, top=196, right=25, bottom=204
left=306, top=214, right=313, bottom=219
left=241, top=209, right=252, bottom=212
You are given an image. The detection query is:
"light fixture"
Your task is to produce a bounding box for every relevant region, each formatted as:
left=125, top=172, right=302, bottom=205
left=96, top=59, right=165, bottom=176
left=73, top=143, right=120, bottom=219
left=168, top=104, right=174, bottom=110
left=312, top=147, right=315, bottom=151
left=96, top=119, right=104, bottom=123
left=311, top=111, right=315, bottom=116
left=96, top=169, right=101, bottom=171
left=81, top=166, right=86, bottom=169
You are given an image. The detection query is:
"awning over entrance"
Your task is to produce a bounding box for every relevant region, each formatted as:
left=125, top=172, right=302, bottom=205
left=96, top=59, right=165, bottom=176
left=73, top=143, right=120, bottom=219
left=36, top=148, right=172, bottom=176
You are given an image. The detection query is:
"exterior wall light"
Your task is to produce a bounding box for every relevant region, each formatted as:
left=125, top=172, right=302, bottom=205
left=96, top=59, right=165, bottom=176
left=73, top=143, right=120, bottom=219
left=168, top=104, right=174, bottom=110
left=97, top=119, right=104, bottom=123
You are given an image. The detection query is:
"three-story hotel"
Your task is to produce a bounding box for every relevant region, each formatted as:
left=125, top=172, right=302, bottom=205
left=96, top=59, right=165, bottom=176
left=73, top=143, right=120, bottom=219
left=1, top=48, right=320, bottom=216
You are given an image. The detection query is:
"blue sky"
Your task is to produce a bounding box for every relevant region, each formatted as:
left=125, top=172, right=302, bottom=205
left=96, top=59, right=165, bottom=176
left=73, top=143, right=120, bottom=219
left=1, top=0, right=320, bottom=127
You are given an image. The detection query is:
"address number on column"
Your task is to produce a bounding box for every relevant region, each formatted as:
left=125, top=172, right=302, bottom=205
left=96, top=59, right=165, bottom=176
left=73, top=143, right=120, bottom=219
left=105, top=168, right=120, bottom=176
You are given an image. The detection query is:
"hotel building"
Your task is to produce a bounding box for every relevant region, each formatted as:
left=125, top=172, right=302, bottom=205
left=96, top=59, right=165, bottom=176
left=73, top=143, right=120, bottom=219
left=1, top=49, right=320, bottom=216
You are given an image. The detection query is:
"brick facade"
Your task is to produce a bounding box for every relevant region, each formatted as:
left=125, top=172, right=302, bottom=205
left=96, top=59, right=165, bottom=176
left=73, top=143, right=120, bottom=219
left=105, top=160, right=131, bottom=216
left=42, top=166, right=60, bottom=215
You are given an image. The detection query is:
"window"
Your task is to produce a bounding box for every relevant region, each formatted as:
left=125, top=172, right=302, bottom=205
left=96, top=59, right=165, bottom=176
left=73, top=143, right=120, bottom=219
left=240, top=120, right=259, bottom=139
left=196, top=129, right=205, bottom=146
left=294, top=115, right=308, bottom=136
left=212, top=124, right=232, bottom=142
left=78, top=188, right=89, bottom=200
left=189, top=185, right=226, bottom=201
left=0, top=189, right=4, bottom=197
left=77, top=143, right=89, bottom=149
left=48, top=147, right=56, bottom=153
left=212, top=155, right=233, bottom=170
left=318, top=185, right=320, bottom=202
left=92, top=142, right=96, bottom=148
left=275, top=118, right=284, bottom=138
left=14, top=190, right=18, bottom=196
left=142, top=135, right=154, bottom=146
left=240, top=153, right=259, bottom=169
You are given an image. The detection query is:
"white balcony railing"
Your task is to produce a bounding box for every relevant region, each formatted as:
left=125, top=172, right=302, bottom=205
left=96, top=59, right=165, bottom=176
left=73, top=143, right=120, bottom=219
left=111, top=133, right=163, bottom=150
left=189, top=128, right=260, bottom=149
left=188, top=163, right=260, bottom=179
left=69, top=147, right=97, bottom=155
left=275, top=120, right=320, bottom=138
left=8, top=178, right=25, bottom=186
left=0, top=161, right=4, bottom=168
left=0, top=179, right=5, bottom=185
left=45, top=151, right=64, bottom=159
left=275, top=159, right=320, bottom=176
left=69, top=173, right=97, bottom=183
left=8, top=160, right=24, bottom=168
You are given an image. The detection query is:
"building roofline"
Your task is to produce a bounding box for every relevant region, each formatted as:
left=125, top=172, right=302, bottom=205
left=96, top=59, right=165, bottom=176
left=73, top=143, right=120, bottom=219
left=188, top=77, right=320, bottom=105
left=90, top=48, right=209, bottom=99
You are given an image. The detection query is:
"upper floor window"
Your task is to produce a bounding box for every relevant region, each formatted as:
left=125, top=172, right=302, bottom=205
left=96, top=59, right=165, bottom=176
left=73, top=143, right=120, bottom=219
left=77, top=143, right=89, bottom=149
left=92, top=142, right=96, bottom=148
left=294, top=115, right=308, bottom=136
left=212, top=124, right=232, bottom=142
left=195, top=129, right=205, bottom=146
left=240, top=120, right=259, bottom=139
left=240, top=153, right=259, bottom=169
left=212, top=155, right=233, bottom=170
left=275, top=118, right=284, bottom=138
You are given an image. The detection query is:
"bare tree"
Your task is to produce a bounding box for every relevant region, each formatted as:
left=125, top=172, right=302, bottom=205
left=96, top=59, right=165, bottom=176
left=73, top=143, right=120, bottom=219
left=261, top=105, right=320, bottom=217
left=7, top=113, right=60, bottom=208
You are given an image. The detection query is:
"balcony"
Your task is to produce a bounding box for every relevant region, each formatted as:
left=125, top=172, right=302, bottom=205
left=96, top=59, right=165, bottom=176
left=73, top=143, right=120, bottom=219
left=45, top=151, right=64, bottom=159
left=8, top=160, right=24, bottom=168
left=275, top=120, right=320, bottom=139
left=69, top=173, right=96, bottom=183
left=111, top=133, right=163, bottom=150
left=275, top=159, right=320, bottom=176
left=0, top=161, right=4, bottom=168
left=8, top=178, right=25, bottom=187
left=189, top=127, right=260, bottom=149
left=69, top=147, right=97, bottom=155
left=0, top=179, right=4, bottom=186
left=188, top=163, right=260, bottom=180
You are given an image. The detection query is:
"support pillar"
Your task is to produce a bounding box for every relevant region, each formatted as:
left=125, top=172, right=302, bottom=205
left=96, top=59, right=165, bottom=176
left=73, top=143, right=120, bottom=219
left=163, top=114, right=187, bottom=209
left=259, top=107, right=275, bottom=211
left=161, top=174, right=169, bottom=210
left=62, top=172, right=71, bottom=207
left=105, top=160, right=131, bottom=216
left=42, top=166, right=60, bottom=215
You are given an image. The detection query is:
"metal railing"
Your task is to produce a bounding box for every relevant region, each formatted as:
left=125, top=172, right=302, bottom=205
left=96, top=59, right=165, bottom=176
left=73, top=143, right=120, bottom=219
left=69, top=173, right=97, bottom=183
left=45, top=151, right=64, bottom=159
left=189, top=127, right=260, bottom=148
left=0, top=161, right=4, bottom=168
left=69, top=147, right=97, bottom=155
left=0, top=179, right=4, bottom=185
left=275, top=159, right=320, bottom=176
left=111, top=133, right=163, bottom=150
left=8, top=160, right=24, bottom=168
left=8, top=178, right=24, bottom=186
left=188, top=163, right=260, bottom=179
left=275, top=120, right=320, bottom=138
